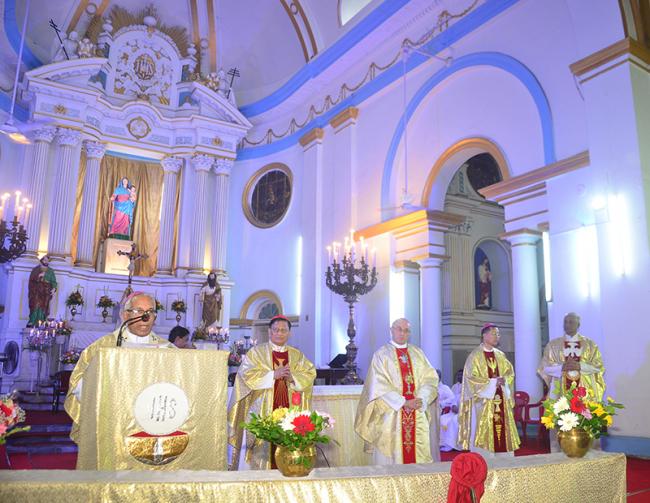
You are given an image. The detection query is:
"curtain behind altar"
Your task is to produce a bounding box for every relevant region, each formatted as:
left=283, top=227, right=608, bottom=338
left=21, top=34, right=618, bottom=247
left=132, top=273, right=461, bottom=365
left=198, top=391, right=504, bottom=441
left=71, top=154, right=164, bottom=276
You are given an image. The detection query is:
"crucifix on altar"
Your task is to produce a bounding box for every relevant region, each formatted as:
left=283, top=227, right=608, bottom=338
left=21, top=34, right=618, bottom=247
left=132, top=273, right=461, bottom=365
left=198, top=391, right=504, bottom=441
left=116, top=242, right=148, bottom=286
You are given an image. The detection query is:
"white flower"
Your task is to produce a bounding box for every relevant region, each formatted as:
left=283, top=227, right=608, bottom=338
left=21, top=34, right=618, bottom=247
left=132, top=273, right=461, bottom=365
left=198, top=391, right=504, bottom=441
left=280, top=411, right=298, bottom=431
left=552, top=397, right=570, bottom=415
left=317, top=410, right=335, bottom=428
left=558, top=412, right=580, bottom=431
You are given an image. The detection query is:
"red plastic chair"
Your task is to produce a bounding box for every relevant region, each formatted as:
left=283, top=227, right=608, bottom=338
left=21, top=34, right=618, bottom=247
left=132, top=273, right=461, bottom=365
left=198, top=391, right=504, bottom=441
left=524, top=383, right=550, bottom=444
left=51, top=370, right=72, bottom=413
left=514, top=391, right=530, bottom=440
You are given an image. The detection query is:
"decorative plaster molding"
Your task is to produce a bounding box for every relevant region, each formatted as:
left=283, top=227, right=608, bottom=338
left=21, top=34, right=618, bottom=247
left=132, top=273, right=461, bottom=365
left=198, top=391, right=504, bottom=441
left=570, top=38, right=650, bottom=80
left=356, top=209, right=465, bottom=240
left=83, top=140, right=106, bottom=159
left=32, top=127, right=56, bottom=143
left=329, top=106, right=359, bottom=131
left=160, top=156, right=183, bottom=174
left=191, top=153, right=214, bottom=172
left=298, top=127, right=324, bottom=147
left=498, top=228, right=542, bottom=244
left=56, top=128, right=81, bottom=147
left=214, top=157, right=234, bottom=176
left=479, top=151, right=589, bottom=201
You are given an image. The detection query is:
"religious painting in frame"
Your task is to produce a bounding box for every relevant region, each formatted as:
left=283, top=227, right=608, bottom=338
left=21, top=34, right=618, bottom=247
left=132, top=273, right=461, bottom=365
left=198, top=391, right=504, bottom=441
left=242, top=163, right=293, bottom=228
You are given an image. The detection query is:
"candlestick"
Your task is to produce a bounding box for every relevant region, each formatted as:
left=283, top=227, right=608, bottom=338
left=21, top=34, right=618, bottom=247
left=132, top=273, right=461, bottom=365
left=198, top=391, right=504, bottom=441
left=14, top=191, right=21, bottom=211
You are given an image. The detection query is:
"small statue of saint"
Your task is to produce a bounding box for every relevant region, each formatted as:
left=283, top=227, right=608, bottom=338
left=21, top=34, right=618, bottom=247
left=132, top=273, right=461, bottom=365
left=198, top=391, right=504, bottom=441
left=200, top=272, right=222, bottom=329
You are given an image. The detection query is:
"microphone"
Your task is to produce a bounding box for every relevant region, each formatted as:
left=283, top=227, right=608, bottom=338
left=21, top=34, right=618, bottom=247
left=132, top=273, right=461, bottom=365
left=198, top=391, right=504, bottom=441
left=116, top=312, right=152, bottom=347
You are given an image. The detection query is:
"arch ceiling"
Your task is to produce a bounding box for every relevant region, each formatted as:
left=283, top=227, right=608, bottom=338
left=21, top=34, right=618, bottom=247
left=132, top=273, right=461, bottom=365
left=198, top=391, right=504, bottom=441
left=6, top=0, right=382, bottom=105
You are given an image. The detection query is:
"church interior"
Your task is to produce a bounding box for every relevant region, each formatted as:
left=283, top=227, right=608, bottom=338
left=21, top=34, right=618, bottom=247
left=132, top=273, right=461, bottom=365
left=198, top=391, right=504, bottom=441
left=0, top=0, right=649, bottom=500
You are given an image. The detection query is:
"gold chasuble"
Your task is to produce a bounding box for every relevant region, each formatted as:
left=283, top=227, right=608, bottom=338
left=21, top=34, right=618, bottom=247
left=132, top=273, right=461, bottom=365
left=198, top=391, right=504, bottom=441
left=537, top=335, right=605, bottom=399
left=457, top=345, right=520, bottom=453
left=64, top=329, right=169, bottom=443
left=227, top=343, right=316, bottom=470
left=355, top=343, right=440, bottom=464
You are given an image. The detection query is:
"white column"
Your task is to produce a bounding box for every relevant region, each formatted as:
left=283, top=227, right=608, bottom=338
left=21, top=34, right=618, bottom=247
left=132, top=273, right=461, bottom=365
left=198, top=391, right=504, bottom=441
left=25, top=127, right=56, bottom=257
left=158, top=156, right=183, bottom=274
left=188, top=154, right=213, bottom=274
left=417, top=256, right=445, bottom=370
left=504, top=230, right=543, bottom=401
left=47, top=128, right=81, bottom=262
left=74, top=140, right=106, bottom=268
left=211, top=157, right=233, bottom=274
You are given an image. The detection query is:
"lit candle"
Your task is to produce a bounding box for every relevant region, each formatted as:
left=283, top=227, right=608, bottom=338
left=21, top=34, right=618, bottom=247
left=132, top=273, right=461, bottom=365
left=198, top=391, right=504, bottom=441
left=333, top=242, right=339, bottom=263
left=24, top=203, right=32, bottom=228
left=326, top=245, right=332, bottom=264
left=15, top=205, right=23, bottom=222
left=14, top=191, right=21, bottom=212
left=372, top=247, right=377, bottom=268
left=350, top=228, right=355, bottom=244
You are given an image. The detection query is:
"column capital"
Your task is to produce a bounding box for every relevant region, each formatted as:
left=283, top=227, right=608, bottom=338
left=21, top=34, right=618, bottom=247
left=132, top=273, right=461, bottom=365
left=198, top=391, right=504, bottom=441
left=32, top=127, right=57, bottom=143
left=499, top=228, right=542, bottom=246
left=161, top=155, right=183, bottom=174
left=329, top=106, right=359, bottom=132
left=190, top=153, right=214, bottom=172
left=299, top=128, right=324, bottom=149
left=83, top=140, right=106, bottom=160
left=56, top=128, right=81, bottom=147
left=415, top=255, right=448, bottom=268
left=214, top=157, right=234, bottom=176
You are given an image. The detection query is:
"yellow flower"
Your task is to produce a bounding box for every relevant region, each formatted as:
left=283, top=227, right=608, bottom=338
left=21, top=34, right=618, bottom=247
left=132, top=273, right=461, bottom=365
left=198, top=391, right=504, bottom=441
left=592, top=406, right=605, bottom=417
left=607, top=396, right=615, bottom=403
left=605, top=415, right=613, bottom=426
left=271, top=407, right=288, bottom=422
left=541, top=415, right=555, bottom=429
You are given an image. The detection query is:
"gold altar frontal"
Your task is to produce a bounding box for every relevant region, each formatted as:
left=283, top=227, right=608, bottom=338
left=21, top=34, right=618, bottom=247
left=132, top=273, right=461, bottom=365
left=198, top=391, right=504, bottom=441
left=0, top=451, right=625, bottom=502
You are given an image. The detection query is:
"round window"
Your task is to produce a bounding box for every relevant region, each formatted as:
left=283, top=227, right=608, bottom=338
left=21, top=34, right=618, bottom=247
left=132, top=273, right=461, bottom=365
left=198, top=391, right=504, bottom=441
left=243, top=164, right=292, bottom=228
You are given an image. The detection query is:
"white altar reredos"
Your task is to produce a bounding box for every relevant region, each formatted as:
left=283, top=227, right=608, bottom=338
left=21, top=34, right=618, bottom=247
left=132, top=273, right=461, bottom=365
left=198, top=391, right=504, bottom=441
left=1, top=17, right=251, bottom=389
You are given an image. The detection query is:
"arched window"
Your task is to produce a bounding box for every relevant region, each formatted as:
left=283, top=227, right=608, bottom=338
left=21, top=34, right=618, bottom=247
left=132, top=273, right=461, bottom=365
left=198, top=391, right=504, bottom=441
left=338, top=0, right=373, bottom=25
left=239, top=290, right=284, bottom=344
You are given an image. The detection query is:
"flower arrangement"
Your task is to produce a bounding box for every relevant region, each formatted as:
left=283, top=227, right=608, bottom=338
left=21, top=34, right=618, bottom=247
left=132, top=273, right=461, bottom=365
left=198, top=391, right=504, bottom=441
left=228, top=351, right=242, bottom=367
left=171, top=300, right=187, bottom=313
left=0, top=393, right=30, bottom=445
left=97, top=295, right=115, bottom=309
left=60, top=348, right=82, bottom=365
left=155, top=299, right=164, bottom=312
left=192, top=326, right=207, bottom=341
left=242, top=392, right=335, bottom=461
left=541, top=384, right=624, bottom=439
left=65, top=290, right=84, bottom=307
left=56, top=320, right=73, bottom=337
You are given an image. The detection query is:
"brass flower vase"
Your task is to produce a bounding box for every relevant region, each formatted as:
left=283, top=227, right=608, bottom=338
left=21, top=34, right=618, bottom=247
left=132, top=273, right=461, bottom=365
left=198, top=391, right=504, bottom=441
left=558, top=428, right=592, bottom=457
left=175, top=312, right=182, bottom=325
left=274, top=445, right=316, bottom=477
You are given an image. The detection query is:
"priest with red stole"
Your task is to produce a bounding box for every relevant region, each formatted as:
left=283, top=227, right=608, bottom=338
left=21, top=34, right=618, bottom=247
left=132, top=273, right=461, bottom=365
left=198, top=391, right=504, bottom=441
left=228, top=315, right=316, bottom=470
left=355, top=318, right=440, bottom=464
left=457, top=323, right=520, bottom=456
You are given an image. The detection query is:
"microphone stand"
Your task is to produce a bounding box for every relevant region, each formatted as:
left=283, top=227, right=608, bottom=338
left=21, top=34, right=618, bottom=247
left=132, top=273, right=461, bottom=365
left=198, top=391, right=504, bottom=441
left=116, top=313, right=150, bottom=347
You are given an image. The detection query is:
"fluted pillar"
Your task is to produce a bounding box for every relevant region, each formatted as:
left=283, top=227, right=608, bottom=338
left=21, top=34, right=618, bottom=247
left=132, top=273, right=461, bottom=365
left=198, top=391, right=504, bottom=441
left=188, top=154, right=213, bottom=274
left=502, top=229, right=543, bottom=401
left=211, top=157, right=233, bottom=274
left=24, top=127, right=56, bottom=257
left=47, top=128, right=81, bottom=262
left=74, top=140, right=106, bottom=268
left=417, top=256, right=446, bottom=369
left=158, top=156, right=183, bottom=274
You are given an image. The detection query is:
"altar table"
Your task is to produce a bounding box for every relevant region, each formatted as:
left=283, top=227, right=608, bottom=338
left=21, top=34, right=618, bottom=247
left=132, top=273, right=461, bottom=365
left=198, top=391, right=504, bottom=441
left=0, top=451, right=625, bottom=502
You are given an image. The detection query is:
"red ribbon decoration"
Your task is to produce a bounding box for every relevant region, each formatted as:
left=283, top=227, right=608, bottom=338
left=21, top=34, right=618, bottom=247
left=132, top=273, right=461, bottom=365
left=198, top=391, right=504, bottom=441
left=447, top=452, right=488, bottom=503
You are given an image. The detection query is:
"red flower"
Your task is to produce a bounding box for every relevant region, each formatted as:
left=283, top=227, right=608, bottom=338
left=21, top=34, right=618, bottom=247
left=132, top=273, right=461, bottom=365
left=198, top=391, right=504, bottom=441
left=570, top=396, right=585, bottom=414
left=291, top=391, right=302, bottom=406
left=0, top=402, right=12, bottom=417
left=292, top=415, right=315, bottom=436
left=572, top=386, right=587, bottom=398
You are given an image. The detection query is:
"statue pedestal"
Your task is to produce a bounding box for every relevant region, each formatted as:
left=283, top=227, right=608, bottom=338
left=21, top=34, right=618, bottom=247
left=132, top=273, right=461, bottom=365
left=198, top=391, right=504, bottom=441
left=99, top=238, right=133, bottom=275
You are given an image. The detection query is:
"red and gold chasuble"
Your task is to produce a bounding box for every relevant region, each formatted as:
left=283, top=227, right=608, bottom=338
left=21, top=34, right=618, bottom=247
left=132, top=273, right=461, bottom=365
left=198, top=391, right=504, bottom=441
left=270, top=350, right=290, bottom=468
left=484, top=351, right=507, bottom=453
left=395, top=347, right=417, bottom=464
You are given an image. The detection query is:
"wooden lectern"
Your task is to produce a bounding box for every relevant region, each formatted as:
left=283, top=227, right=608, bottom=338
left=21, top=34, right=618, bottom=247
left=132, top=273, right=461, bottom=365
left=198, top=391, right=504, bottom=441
left=76, top=347, right=229, bottom=470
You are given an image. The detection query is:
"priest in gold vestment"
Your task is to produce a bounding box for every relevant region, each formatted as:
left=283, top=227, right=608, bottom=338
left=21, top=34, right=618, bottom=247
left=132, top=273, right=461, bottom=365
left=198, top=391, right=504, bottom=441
left=228, top=315, right=316, bottom=470
left=457, top=324, right=520, bottom=456
left=64, top=292, right=170, bottom=443
left=355, top=318, right=440, bottom=464
left=538, top=312, right=605, bottom=400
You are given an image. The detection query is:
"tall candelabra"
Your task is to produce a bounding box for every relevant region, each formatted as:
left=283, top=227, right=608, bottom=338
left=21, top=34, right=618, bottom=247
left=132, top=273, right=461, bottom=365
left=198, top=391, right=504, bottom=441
left=325, top=230, right=377, bottom=385
left=0, top=191, right=31, bottom=263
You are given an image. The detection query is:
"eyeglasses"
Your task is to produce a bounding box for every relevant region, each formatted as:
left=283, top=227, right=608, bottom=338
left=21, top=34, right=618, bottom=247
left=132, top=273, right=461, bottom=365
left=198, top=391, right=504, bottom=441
left=271, top=327, right=290, bottom=334
left=393, top=327, right=411, bottom=334
left=126, top=308, right=157, bottom=318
